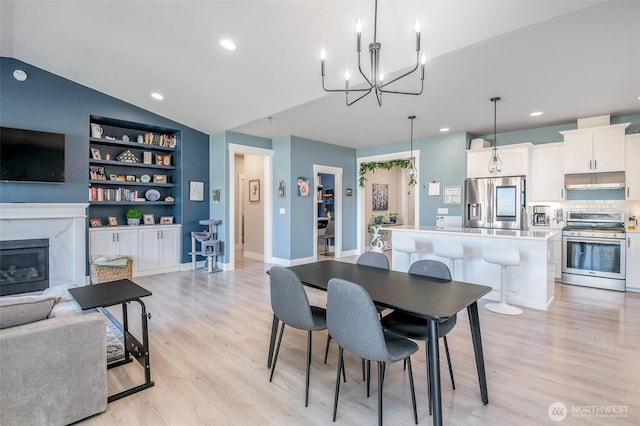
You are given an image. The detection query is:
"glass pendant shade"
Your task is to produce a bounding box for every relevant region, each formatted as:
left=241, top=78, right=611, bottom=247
left=407, top=158, right=418, bottom=180
left=488, top=147, right=503, bottom=174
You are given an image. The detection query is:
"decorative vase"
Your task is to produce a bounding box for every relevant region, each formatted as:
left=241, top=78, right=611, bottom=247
left=374, top=217, right=382, bottom=224
left=127, top=218, right=140, bottom=226
left=390, top=216, right=396, bottom=223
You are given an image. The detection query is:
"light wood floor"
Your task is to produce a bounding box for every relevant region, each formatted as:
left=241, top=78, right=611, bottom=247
left=82, top=255, right=640, bottom=425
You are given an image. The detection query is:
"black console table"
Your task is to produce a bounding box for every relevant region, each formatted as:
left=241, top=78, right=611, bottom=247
left=69, top=279, right=153, bottom=402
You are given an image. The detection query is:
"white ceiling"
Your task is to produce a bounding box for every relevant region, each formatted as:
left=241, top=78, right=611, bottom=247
left=2, top=1, right=639, bottom=149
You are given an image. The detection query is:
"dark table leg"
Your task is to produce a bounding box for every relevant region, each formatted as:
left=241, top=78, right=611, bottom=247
left=267, top=314, right=279, bottom=368
left=108, top=299, right=154, bottom=403
left=427, top=319, right=442, bottom=426
left=467, top=302, right=489, bottom=405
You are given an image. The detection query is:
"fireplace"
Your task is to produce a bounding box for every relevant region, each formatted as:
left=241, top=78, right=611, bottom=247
left=0, top=239, right=49, bottom=295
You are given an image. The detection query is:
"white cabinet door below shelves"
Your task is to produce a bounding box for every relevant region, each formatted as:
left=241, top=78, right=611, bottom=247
left=89, top=228, right=139, bottom=272
left=531, top=143, right=564, bottom=201
left=626, top=134, right=640, bottom=200
left=626, top=234, right=640, bottom=291
left=138, top=226, right=180, bottom=273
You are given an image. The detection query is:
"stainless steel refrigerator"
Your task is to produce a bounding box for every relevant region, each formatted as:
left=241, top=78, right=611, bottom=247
left=464, top=176, right=527, bottom=230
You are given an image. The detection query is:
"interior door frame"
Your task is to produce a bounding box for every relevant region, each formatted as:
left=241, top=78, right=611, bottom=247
left=313, top=165, right=342, bottom=259
left=228, top=143, right=273, bottom=269
left=356, top=151, right=420, bottom=253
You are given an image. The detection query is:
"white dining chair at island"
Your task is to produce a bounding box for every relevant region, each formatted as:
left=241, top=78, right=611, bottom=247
left=482, top=246, right=526, bottom=315
left=433, top=242, right=468, bottom=281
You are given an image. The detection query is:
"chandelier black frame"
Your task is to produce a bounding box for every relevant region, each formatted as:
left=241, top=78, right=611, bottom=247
left=320, top=0, right=426, bottom=106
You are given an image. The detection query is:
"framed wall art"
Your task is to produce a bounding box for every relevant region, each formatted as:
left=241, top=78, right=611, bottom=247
left=189, top=180, right=205, bottom=201
left=249, top=179, right=260, bottom=202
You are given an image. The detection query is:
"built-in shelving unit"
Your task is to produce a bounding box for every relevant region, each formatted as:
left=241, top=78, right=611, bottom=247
left=88, top=115, right=180, bottom=226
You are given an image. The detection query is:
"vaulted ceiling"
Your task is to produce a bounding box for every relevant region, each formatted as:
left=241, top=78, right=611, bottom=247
left=2, top=1, right=638, bottom=148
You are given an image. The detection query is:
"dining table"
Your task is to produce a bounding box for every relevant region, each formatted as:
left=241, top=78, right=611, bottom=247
left=266, top=260, right=492, bottom=426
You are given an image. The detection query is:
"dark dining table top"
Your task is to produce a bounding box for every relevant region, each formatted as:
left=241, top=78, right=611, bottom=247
left=286, top=260, right=492, bottom=320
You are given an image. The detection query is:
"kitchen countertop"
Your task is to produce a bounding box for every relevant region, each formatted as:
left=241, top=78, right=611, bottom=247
left=380, top=225, right=556, bottom=240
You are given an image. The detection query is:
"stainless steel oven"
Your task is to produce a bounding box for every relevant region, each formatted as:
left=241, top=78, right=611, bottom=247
left=562, top=212, right=626, bottom=291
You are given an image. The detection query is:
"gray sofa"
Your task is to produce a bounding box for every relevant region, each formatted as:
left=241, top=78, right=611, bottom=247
left=0, top=288, right=107, bottom=426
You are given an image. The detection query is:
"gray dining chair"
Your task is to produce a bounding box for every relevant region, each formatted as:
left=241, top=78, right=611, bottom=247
left=324, top=252, right=389, bottom=380
left=327, top=278, right=418, bottom=426
left=268, top=266, right=327, bottom=407
left=380, top=260, right=457, bottom=414
left=318, top=220, right=335, bottom=255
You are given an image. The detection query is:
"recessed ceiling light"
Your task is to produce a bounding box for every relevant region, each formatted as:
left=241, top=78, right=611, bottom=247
left=219, top=38, right=236, bottom=51
left=637, top=96, right=640, bottom=100
left=439, top=127, right=450, bottom=132
left=151, top=93, right=164, bottom=100
left=13, top=69, right=27, bottom=81
left=529, top=111, right=543, bottom=117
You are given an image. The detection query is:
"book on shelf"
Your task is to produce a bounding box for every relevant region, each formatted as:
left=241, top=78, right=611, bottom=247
left=142, top=133, right=176, bottom=148
left=89, top=186, right=139, bottom=202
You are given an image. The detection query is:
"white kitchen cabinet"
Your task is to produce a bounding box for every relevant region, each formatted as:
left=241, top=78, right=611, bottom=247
left=625, top=134, right=640, bottom=200
left=530, top=142, right=564, bottom=201
left=561, top=123, right=629, bottom=174
left=138, top=226, right=181, bottom=274
left=89, top=228, right=139, bottom=271
left=626, top=233, right=640, bottom=292
left=89, top=225, right=180, bottom=276
left=466, top=143, right=532, bottom=178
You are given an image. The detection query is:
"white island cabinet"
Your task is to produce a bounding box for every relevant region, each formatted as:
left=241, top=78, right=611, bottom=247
left=382, top=225, right=556, bottom=311
left=626, top=232, right=640, bottom=293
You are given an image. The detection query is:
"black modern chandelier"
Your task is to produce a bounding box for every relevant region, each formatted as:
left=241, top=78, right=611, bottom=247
left=320, top=0, right=426, bottom=106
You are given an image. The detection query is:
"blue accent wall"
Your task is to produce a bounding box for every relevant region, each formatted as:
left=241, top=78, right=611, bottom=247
left=272, top=136, right=293, bottom=260
left=0, top=57, right=210, bottom=264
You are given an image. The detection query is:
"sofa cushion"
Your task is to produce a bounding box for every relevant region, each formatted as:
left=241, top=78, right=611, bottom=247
left=0, top=295, right=58, bottom=330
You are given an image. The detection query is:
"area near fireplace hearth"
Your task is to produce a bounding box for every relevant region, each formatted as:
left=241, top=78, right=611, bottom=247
left=0, top=203, right=87, bottom=293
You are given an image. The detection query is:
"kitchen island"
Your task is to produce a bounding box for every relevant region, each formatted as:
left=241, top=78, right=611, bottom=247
left=381, top=225, right=557, bottom=311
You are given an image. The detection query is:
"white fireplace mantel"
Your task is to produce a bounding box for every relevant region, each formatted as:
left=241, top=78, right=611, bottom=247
left=0, top=203, right=88, bottom=287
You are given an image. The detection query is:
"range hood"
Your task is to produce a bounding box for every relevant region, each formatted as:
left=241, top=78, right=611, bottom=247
left=564, top=171, right=626, bottom=190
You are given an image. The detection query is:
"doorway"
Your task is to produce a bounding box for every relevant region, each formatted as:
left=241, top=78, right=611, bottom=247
left=228, top=144, right=273, bottom=270
left=313, top=165, right=342, bottom=260
left=357, top=151, right=419, bottom=253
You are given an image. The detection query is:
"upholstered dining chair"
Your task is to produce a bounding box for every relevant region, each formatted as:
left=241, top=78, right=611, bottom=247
left=327, top=278, right=419, bottom=426
left=318, top=220, right=335, bottom=255
left=268, top=266, right=327, bottom=407
left=380, top=260, right=457, bottom=414
left=324, top=251, right=389, bottom=381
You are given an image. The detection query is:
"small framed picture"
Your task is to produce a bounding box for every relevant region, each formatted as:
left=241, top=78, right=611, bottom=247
left=155, top=154, right=164, bottom=165
left=143, top=214, right=155, bottom=225
left=249, top=179, right=260, bottom=202
left=125, top=175, right=136, bottom=182
left=107, top=216, right=118, bottom=227
left=89, top=218, right=102, bottom=228
left=212, top=189, right=222, bottom=203
left=189, top=180, right=205, bottom=201
left=153, top=175, right=167, bottom=184
left=116, top=175, right=126, bottom=182
left=162, top=155, right=171, bottom=166
left=160, top=216, right=174, bottom=224
left=143, top=151, right=152, bottom=164
left=109, top=174, right=118, bottom=181
left=90, top=147, right=101, bottom=160
left=346, top=188, right=353, bottom=197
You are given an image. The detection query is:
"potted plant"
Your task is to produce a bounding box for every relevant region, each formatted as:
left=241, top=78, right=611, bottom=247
left=389, top=212, right=399, bottom=223
left=125, top=207, right=143, bottom=226
left=371, top=214, right=384, bottom=225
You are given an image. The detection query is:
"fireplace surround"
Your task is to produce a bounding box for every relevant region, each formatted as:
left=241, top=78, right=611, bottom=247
left=0, top=203, right=88, bottom=289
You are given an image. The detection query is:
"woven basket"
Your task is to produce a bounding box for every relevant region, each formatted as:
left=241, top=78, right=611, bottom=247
left=90, top=256, right=133, bottom=284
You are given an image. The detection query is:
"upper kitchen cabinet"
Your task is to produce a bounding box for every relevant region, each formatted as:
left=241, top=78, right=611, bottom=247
left=531, top=142, right=564, bottom=202
left=466, top=143, right=532, bottom=178
left=626, top=133, right=640, bottom=200
left=560, top=123, right=629, bottom=174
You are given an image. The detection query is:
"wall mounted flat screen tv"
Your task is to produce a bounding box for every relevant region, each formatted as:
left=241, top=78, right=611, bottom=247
left=0, top=127, right=65, bottom=183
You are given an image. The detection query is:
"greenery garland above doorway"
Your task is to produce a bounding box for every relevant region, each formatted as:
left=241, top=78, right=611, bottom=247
left=358, top=159, right=416, bottom=187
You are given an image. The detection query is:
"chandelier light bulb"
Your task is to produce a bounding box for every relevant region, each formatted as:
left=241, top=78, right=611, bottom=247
left=414, top=19, right=421, bottom=33
left=356, top=19, right=363, bottom=33
left=379, top=71, right=384, bottom=82
left=344, top=70, right=350, bottom=81
left=320, top=48, right=326, bottom=61
left=421, top=54, right=427, bottom=65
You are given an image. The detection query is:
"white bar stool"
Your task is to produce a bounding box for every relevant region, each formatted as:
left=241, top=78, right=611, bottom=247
left=433, top=242, right=467, bottom=281
left=393, top=238, right=426, bottom=271
left=482, top=247, right=525, bottom=315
